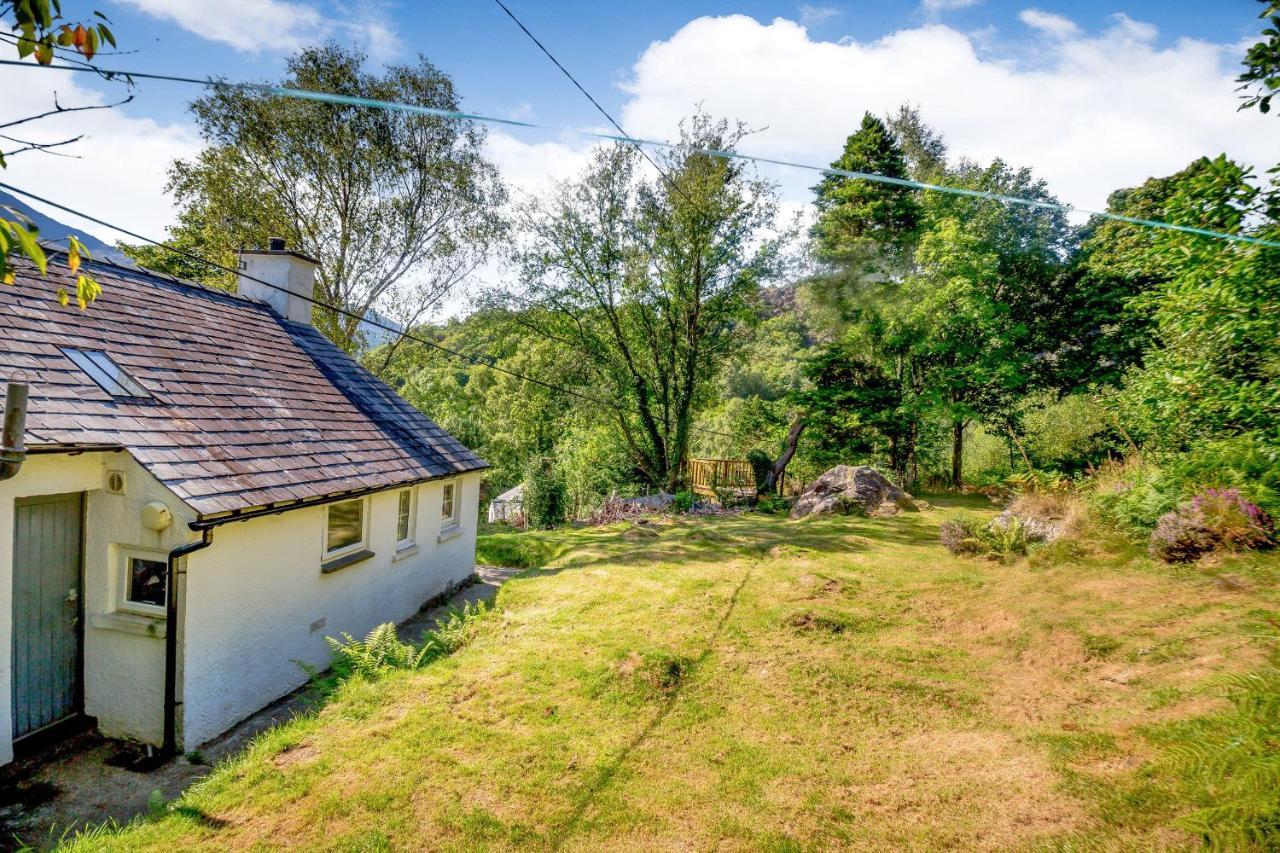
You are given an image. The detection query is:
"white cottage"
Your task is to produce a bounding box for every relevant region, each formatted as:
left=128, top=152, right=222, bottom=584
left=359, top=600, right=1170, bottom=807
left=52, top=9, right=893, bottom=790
left=0, top=243, right=486, bottom=765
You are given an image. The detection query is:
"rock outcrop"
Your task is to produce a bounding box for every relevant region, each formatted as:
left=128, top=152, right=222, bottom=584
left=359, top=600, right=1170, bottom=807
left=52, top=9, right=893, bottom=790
left=789, top=466, right=917, bottom=519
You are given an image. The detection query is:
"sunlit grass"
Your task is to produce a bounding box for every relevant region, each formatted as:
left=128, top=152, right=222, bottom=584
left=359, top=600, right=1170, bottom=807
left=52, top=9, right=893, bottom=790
left=53, top=502, right=1280, bottom=851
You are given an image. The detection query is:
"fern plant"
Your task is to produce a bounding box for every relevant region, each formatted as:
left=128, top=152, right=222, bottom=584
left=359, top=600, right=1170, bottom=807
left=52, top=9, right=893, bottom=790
left=1171, top=656, right=1280, bottom=849
left=315, top=599, right=495, bottom=688
left=326, top=622, right=431, bottom=681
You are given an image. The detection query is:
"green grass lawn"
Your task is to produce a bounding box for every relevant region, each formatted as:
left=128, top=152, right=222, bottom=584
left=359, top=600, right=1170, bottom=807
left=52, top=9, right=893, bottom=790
left=60, top=499, right=1280, bottom=851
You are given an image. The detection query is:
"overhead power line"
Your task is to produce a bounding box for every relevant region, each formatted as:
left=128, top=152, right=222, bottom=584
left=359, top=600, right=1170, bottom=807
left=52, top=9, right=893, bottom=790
left=491, top=0, right=693, bottom=205
left=0, top=181, right=741, bottom=441
left=2, top=57, right=1276, bottom=249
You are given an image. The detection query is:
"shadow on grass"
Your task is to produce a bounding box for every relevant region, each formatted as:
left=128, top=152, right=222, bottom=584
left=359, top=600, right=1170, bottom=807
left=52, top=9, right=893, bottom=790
left=487, top=511, right=946, bottom=583
left=547, top=557, right=758, bottom=850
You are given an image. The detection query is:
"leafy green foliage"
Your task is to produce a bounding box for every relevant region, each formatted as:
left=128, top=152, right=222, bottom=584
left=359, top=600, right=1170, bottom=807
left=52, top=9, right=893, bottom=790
left=810, top=112, right=920, bottom=273
left=1237, top=0, right=1280, bottom=115
left=796, top=337, right=909, bottom=475
left=1, top=1, right=115, bottom=305
left=499, top=114, right=784, bottom=490
left=1170, top=658, right=1280, bottom=847
left=522, top=457, right=567, bottom=529
left=672, top=490, right=694, bottom=513
left=136, top=43, right=505, bottom=352
left=4, top=1, right=115, bottom=66
left=754, top=493, right=790, bottom=514
left=320, top=601, right=493, bottom=687
left=938, top=515, right=1028, bottom=558
left=1115, top=156, right=1280, bottom=452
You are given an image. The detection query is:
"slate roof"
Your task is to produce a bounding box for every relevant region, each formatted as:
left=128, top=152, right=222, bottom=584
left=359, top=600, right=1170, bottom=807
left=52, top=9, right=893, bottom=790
left=0, top=252, right=486, bottom=519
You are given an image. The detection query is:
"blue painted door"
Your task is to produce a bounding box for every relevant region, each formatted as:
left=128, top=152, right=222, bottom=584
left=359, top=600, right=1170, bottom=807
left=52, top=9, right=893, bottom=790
left=11, top=492, right=84, bottom=741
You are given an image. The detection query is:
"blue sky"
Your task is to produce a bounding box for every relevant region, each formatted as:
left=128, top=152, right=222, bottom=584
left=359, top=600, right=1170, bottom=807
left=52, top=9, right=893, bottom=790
left=1, top=0, right=1273, bottom=318
left=90, top=0, right=1266, bottom=128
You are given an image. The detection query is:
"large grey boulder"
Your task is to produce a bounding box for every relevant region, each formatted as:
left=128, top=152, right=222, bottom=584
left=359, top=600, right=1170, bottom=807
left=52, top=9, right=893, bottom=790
left=789, top=465, right=917, bottom=519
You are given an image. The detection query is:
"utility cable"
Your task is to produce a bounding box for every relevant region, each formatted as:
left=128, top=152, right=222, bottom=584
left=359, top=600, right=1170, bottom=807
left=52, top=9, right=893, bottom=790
left=0, top=181, right=742, bottom=441
left=2, top=57, right=1276, bottom=249
left=491, top=0, right=695, bottom=206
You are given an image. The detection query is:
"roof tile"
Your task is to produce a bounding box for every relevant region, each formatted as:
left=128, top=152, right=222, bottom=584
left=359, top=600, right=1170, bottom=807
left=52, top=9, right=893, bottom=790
left=1, top=255, right=486, bottom=516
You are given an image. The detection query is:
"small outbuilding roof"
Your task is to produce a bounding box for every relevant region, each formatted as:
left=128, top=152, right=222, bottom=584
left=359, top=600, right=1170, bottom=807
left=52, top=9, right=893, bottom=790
left=0, top=252, right=486, bottom=519
left=491, top=484, right=524, bottom=503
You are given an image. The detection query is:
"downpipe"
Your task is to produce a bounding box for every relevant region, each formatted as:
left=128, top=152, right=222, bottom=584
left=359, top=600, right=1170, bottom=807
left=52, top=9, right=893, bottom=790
left=1, top=382, right=28, bottom=481
left=163, top=527, right=213, bottom=754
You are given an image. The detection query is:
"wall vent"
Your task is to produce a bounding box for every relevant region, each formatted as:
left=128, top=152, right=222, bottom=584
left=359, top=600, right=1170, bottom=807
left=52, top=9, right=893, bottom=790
left=105, top=469, right=126, bottom=495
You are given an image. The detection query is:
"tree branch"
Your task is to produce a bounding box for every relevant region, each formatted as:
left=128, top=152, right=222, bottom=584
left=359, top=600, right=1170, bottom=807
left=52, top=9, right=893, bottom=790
left=0, top=91, right=134, bottom=131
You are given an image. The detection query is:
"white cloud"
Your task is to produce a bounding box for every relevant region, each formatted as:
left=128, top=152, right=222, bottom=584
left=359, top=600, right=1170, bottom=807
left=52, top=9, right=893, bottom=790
left=615, top=14, right=1274, bottom=216
left=798, top=5, right=841, bottom=28
left=117, top=0, right=323, bottom=52
left=921, top=0, right=981, bottom=18
left=483, top=132, right=592, bottom=201
left=0, top=66, right=200, bottom=245
left=116, top=0, right=402, bottom=58
left=1018, top=8, right=1080, bottom=39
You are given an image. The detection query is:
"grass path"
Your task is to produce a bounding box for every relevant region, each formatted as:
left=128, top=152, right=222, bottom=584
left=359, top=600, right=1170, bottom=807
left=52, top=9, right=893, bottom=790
left=58, top=498, right=1280, bottom=851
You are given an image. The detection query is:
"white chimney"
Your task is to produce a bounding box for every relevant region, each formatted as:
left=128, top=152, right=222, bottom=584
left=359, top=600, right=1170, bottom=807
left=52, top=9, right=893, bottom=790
left=237, top=238, right=319, bottom=325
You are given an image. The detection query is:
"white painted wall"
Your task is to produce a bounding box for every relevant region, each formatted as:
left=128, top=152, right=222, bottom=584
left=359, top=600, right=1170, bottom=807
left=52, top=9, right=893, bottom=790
left=2, top=449, right=480, bottom=765
left=0, top=451, right=196, bottom=765
left=179, top=471, right=481, bottom=749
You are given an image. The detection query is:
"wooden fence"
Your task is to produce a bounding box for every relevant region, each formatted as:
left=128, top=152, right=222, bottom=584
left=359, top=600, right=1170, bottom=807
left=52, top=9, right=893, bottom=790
left=686, top=457, right=756, bottom=499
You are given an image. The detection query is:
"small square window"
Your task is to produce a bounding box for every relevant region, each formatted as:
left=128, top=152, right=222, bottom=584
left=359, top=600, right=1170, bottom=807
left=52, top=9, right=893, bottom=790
left=326, top=498, right=365, bottom=555
left=441, top=481, right=459, bottom=528
left=396, top=488, right=415, bottom=547
left=119, top=552, right=167, bottom=614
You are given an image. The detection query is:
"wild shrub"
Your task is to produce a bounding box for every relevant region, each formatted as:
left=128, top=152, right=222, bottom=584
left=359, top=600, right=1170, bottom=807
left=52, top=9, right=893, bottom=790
left=755, top=493, right=790, bottom=514
left=939, top=516, right=1028, bottom=558
left=976, top=515, right=1029, bottom=558
left=1090, top=438, right=1280, bottom=538
left=1150, top=488, right=1273, bottom=563
left=673, top=490, right=694, bottom=513
left=522, top=457, right=567, bottom=528
left=746, top=448, right=774, bottom=493
left=939, top=519, right=984, bottom=555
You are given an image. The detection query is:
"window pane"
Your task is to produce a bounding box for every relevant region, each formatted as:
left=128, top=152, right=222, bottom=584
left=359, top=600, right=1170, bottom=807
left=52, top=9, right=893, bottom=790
left=397, top=490, right=411, bottom=541
left=441, top=483, right=454, bottom=521
left=128, top=558, right=167, bottom=607
left=86, top=350, right=150, bottom=397
left=60, top=347, right=151, bottom=399
left=327, top=499, right=363, bottom=552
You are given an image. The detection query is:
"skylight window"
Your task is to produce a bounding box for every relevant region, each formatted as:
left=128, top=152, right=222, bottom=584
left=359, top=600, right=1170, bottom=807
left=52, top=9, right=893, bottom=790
left=60, top=348, right=152, bottom=400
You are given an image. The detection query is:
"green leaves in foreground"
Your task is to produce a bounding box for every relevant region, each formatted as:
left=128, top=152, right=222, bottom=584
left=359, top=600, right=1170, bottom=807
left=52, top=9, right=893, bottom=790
left=318, top=599, right=494, bottom=686
left=1169, top=657, right=1280, bottom=848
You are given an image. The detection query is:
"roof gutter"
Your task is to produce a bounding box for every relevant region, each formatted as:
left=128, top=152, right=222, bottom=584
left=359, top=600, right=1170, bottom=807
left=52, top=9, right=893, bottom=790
left=189, top=466, right=488, bottom=530
left=1, top=382, right=28, bottom=481
left=163, top=527, right=213, bottom=755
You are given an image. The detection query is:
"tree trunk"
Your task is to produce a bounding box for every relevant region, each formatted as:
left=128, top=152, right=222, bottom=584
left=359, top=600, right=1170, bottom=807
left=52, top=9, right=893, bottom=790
left=951, top=419, right=965, bottom=490
left=764, top=415, right=806, bottom=494
left=1005, top=423, right=1033, bottom=472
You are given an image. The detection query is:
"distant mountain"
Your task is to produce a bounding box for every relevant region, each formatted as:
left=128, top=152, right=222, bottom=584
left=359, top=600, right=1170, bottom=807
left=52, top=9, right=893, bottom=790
left=0, top=189, right=131, bottom=265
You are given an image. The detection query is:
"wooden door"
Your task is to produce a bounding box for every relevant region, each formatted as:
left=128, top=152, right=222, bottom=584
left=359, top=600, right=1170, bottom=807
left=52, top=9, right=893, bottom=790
left=11, top=492, right=84, bottom=742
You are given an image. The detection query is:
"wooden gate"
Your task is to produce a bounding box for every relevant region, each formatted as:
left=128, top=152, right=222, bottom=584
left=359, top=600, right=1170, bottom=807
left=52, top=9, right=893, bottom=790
left=11, top=492, right=84, bottom=742
left=686, top=458, right=756, bottom=499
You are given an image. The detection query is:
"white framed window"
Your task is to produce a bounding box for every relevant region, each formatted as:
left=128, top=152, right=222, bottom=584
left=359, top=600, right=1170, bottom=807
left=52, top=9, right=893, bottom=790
left=396, top=488, right=416, bottom=548
left=441, top=480, right=459, bottom=528
left=325, top=497, right=367, bottom=557
left=119, top=548, right=168, bottom=615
